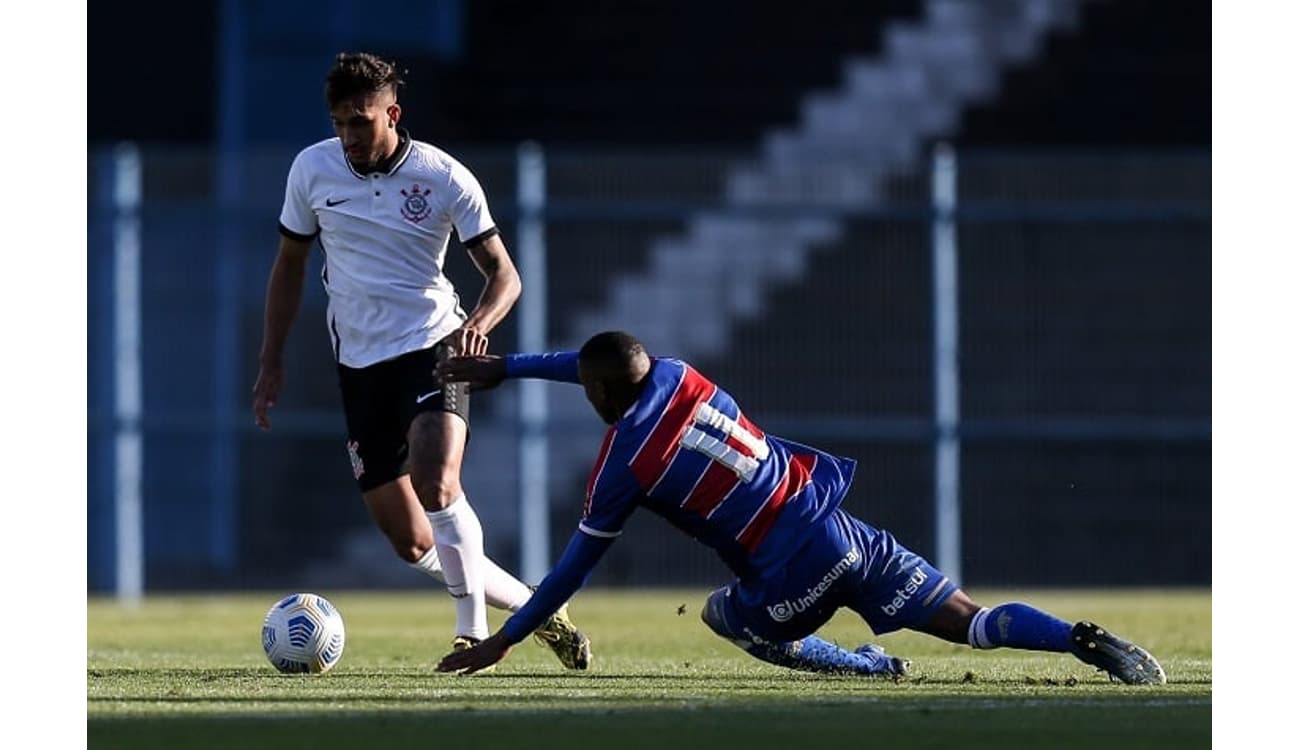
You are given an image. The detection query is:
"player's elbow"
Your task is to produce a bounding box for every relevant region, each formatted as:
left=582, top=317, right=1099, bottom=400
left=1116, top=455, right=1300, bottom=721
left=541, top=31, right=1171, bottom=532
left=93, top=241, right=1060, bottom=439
left=500, top=267, right=522, bottom=306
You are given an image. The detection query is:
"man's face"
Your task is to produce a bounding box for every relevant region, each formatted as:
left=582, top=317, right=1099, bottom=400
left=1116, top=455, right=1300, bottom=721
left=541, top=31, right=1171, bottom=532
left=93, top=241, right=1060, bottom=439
left=329, top=91, right=399, bottom=170
left=578, top=362, right=619, bottom=425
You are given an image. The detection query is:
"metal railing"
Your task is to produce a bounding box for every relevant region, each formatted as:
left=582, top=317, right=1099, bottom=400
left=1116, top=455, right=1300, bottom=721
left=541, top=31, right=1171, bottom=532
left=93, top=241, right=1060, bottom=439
left=87, top=144, right=1210, bottom=594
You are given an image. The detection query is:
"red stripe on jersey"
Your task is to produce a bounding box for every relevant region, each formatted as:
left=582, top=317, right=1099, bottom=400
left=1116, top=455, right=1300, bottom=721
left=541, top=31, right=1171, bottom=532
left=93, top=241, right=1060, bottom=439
left=736, top=451, right=817, bottom=553
left=723, top=431, right=757, bottom=458
left=585, top=426, right=618, bottom=517
left=648, top=382, right=719, bottom=496
left=680, top=462, right=743, bottom=517
left=736, top=411, right=765, bottom=442
left=629, top=366, right=714, bottom=490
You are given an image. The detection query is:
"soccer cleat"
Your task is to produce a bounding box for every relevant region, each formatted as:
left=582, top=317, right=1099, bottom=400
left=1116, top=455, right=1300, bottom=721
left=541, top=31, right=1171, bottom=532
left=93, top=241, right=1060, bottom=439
left=1069, top=621, right=1167, bottom=685
left=450, top=635, right=494, bottom=674
left=855, top=643, right=910, bottom=678
left=451, top=635, right=479, bottom=650
left=532, top=600, right=593, bottom=670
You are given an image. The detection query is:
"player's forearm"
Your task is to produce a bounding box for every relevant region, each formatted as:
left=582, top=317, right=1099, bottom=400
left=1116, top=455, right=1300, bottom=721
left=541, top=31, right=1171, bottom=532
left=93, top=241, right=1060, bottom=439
left=259, top=255, right=307, bottom=365
left=505, top=352, right=580, bottom=383
left=501, top=530, right=613, bottom=644
left=462, top=264, right=521, bottom=335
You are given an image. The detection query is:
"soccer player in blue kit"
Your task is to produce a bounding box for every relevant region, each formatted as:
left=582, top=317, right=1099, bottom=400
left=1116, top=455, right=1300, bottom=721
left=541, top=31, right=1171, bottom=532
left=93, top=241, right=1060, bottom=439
left=434, top=331, right=1166, bottom=685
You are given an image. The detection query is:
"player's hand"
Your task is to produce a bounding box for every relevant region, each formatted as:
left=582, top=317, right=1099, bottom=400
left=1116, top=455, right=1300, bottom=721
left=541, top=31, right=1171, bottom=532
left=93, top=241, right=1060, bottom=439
left=436, top=355, right=507, bottom=391
left=436, top=631, right=513, bottom=675
left=445, top=325, right=489, bottom=357
left=252, top=361, right=284, bottom=432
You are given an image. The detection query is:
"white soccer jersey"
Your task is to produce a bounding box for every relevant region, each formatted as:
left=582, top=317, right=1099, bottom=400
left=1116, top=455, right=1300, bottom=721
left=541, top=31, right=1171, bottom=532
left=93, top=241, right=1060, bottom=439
left=278, top=132, right=499, bottom=368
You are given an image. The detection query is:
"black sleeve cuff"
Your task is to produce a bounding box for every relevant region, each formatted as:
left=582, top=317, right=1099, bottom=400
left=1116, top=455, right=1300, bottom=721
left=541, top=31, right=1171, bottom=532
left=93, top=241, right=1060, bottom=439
left=279, top=222, right=319, bottom=242
left=461, top=226, right=500, bottom=248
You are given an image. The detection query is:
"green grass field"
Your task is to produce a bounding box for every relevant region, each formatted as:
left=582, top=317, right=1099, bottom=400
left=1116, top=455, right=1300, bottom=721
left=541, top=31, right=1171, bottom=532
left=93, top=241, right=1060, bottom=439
left=88, top=588, right=1210, bottom=749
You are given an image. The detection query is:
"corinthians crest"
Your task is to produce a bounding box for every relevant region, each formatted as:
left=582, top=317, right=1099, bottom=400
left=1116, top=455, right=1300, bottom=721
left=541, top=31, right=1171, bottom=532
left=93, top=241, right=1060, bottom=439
left=400, top=183, right=433, bottom=223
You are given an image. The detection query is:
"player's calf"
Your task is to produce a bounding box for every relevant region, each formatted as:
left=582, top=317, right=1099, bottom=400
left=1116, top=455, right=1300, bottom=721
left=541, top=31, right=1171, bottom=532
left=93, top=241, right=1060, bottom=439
left=964, top=602, right=1073, bottom=652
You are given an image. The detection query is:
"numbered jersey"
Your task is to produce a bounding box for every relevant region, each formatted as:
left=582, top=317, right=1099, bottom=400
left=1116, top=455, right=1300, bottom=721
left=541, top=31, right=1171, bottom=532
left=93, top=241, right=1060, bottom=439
left=581, top=358, right=856, bottom=578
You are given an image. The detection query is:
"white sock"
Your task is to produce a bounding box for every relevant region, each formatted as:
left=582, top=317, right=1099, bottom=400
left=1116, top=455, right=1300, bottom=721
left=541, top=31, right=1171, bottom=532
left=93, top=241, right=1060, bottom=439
left=408, top=546, right=443, bottom=580
left=428, top=495, right=488, bottom=639
left=483, top=559, right=533, bottom=612
left=407, top=544, right=532, bottom=612
left=968, top=607, right=994, bottom=649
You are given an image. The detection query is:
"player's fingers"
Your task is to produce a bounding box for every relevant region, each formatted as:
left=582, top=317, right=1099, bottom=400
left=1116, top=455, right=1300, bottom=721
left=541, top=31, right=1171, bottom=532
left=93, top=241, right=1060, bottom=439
left=436, top=656, right=467, bottom=673
left=252, top=380, right=275, bottom=424
left=456, top=329, right=474, bottom=356
left=253, top=399, right=274, bottom=431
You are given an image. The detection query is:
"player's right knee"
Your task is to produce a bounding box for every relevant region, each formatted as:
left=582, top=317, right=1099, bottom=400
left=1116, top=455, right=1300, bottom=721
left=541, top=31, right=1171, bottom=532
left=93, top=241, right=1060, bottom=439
left=387, top=533, right=435, bottom=564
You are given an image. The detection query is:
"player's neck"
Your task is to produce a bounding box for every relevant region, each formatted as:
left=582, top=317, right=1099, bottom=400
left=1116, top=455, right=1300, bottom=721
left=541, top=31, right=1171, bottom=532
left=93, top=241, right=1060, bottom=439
left=370, top=129, right=408, bottom=173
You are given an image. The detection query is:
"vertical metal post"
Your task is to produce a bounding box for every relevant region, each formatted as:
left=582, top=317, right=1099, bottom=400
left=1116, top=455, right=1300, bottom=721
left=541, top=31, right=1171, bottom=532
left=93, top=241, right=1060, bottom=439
left=113, top=143, right=144, bottom=604
left=517, top=142, right=549, bottom=583
left=210, top=0, right=244, bottom=571
left=931, top=143, right=962, bottom=584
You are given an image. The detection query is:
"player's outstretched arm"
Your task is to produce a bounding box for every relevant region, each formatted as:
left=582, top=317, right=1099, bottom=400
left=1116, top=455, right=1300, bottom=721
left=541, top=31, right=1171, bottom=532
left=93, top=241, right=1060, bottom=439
left=437, top=351, right=582, bottom=388
left=506, top=352, right=581, bottom=382
left=436, top=528, right=614, bottom=674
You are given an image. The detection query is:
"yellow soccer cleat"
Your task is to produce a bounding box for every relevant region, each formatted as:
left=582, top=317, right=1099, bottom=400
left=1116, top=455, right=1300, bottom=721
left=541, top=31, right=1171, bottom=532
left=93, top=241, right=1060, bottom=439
left=531, top=599, right=593, bottom=670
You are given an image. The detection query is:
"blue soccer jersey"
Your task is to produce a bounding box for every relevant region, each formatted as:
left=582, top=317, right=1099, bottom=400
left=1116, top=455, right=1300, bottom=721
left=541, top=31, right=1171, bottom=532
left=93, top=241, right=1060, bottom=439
left=498, top=352, right=860, bottom=644
left=580, top=357, right=855, bottom=578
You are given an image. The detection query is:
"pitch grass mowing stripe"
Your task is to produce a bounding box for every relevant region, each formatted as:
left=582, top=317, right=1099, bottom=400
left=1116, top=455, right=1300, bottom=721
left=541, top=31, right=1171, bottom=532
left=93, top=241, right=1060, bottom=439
left=89, top=703, right=1210, bottom=750
left=88, top=588, right=1211, bottom=749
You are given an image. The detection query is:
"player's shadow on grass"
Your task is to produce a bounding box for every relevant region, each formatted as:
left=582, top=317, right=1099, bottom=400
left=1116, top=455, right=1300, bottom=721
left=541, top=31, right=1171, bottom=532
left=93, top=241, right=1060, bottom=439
left=86, top=667, right=1211, bottom=688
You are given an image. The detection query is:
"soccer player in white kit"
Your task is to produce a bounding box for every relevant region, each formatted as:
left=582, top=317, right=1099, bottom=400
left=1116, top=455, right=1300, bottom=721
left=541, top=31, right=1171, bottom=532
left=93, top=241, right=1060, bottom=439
left=251, top=52, right=590, bottom=669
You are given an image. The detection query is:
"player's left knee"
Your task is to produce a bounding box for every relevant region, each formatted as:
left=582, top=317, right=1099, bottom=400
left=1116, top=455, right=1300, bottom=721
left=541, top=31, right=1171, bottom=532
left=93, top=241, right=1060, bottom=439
left=410, top=472, right=463, bottom=509
left=701, top=588, right=737, bottom=639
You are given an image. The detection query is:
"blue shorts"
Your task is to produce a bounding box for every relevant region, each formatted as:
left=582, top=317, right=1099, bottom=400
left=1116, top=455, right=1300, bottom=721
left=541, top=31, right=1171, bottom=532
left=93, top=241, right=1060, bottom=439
left=708, top=508, right=958, bottom=643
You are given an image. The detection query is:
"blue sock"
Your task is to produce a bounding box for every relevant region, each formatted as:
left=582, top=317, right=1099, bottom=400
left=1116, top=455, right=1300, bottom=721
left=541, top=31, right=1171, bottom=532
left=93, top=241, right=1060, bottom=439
left=742, top=635, right=899, bottom=675
left=968, top=602, right=1072, bottom=652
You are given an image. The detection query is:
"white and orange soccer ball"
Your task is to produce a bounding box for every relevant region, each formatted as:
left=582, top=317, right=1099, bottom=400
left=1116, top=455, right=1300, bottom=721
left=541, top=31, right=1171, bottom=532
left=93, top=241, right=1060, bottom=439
left=261, top=593, right=346, bottom=674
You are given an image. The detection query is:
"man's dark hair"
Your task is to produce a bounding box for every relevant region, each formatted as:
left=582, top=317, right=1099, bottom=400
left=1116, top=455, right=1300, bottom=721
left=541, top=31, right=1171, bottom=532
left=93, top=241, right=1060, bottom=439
left=325, top=52, right=405, bottom=108
left=579, top=331, right=647, bottom=378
